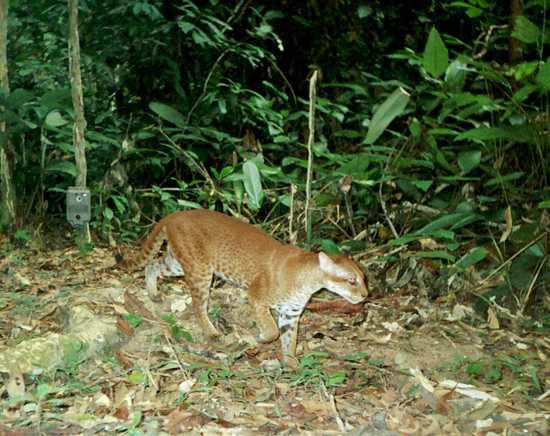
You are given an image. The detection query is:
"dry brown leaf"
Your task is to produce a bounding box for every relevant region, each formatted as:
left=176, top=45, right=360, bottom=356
left=166, top=411, right=211, bottom=434
left=115, top=351, right=134, bottom=369
left=123, top=291, right=155, bottom=319
left=116, top=316, right=134, bottom=336
left=419, top=238, right=440, bottom=250
left=301, top=399, right=331, bottom=414
left=487, top=306, right=500, bottom=330
left=499, top=206, right=513, bottom=243
left=113, top=405, right=129, bottom=420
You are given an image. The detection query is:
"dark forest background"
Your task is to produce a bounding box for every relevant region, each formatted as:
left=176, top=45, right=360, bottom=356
left=1, top=0, right=549, bottom=318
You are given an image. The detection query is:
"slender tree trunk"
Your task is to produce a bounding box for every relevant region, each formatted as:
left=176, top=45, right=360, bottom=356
left=68, top=0, right=90, bottom=242
left=0, top=0, right=15, bottom=232
left=509, top=0, right=524, bottom=63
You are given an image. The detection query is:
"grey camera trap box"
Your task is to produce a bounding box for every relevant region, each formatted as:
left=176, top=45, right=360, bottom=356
left=66, top=187, right=91, bottom=227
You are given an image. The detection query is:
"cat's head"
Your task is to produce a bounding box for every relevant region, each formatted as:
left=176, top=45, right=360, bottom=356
left=318, top=252, right=368, bottom=304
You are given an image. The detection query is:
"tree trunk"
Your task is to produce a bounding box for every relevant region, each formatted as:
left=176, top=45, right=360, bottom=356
left=509, top=0, right=523, bottom=63
left=68, top=0, right=90, bottom=241
left=0, top=0, right=15, bottom=232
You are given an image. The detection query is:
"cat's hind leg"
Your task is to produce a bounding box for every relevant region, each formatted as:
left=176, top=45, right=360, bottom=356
left=185, top=269, right=220, bottom=338
left=145, top=247, right=185, bottom=300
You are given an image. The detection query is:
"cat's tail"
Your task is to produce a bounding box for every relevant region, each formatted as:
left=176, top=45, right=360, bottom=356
left=115, top=222, right=167, bottom=271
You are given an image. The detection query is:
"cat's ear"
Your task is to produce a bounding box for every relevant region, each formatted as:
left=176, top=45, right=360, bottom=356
left=318, top=252, right=339, bottom=274
left=319, top=252, right=351, bottom=278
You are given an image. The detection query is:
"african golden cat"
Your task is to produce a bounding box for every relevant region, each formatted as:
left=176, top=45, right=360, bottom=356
left=117, top=209, right=368, bottom=364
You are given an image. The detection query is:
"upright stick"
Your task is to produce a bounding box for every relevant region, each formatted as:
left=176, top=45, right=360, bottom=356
left=305, top=70, right=318, bottom=244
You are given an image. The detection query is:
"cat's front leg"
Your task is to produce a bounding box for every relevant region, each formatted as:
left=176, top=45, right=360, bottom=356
left=277, top=307, right=303, bottom=368
left=254, top=305, right=280, bottom=343
left=248, top=279, right=280, bottom=344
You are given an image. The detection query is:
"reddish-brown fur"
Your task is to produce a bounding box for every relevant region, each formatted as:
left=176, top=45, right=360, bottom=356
left=118, top=209, right=368, bottom=364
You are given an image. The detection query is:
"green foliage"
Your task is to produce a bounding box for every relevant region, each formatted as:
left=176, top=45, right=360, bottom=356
left=423, top=27, right=449, bottom=78
left=2, top=0, right=548, bottom=315
left=60, top=340, right=89, bottom=376
left=290, top=352, right=348, bottom=387
left=161, top=314, right=194, bottom=343
left=123, top=313, right=144, bottom=329
left=365, top=87, right=410, bottom=145
left=444, top=353, right=544, bottom=396
left=14, top=229, right=31, bottom=246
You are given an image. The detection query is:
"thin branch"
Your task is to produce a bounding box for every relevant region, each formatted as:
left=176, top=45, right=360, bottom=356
left=305, top=70, right=319, bottom=244
left=520, top=256, right=547, bottom=315
left=473, top=24, right=508, bottom=60
left=477, top=232, right=547, bottom=288
left=186, top=48, right=230, bottom=125
left=378, top=178, right=399, bottom=239
left=289, top=183, right=297, bottom=244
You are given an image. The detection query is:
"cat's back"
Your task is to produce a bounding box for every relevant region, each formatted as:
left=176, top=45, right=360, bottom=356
left=163, top=209, right=284, bottom=254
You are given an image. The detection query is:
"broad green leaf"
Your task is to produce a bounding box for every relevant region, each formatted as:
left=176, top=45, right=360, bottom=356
left=45, top=161, right=77, bottom=176
left=449, top=2, right=484, bottom=18
left=357, top=5, right=372, bottom=18
left=103, top=207, right=114, bottom=221
left=7, top=89, right=34, bottom=106
left=40, top=88, right=72, bottom=110
left=445, top=60, right=468, bottom=91
left=456, top=126, right=533, bottom=143
left=409, top=118, right=421, bottom=137
left=538, top=200, right=550, bottom=209
left=453, top=247, right=488, bottom=270
left=451, top=213, right=481, bottom=230
left=282, top=156, right=308, bottom=168
left=412, top=180, right=433, bottom=192
left=513, top=84, right=538, bottom=102
left=320, top=239, right=341, bottom=255
left=217, top=99, right=227, bottom=114
left=111, top=195, right=128, bottom=215
left=512, top=16, right=540, bottom=44
left=431, top=229, right=456, bottom=240
left=458, top=150, right=481, bottom=173
left=423, top=27, right=448, bottom=78
left=389, top=235, right=421, bottom=246
left=176, top=199, right=202, bottom=209
left=149, top=102, right=186, bottom=128
left=513, top=61, right=538, bottom=81
left=536, top=61, right=550, bottom=90
left=485, top=172, right=524, bottom=187
left=365, top=87, right=410, bottom=145
left=415, top=212, right=475, bottom=235
left=45, top=110, right=68, bottom=128
left=35, top=383, right=53, bottom=399
left=242, top=160, right=263, bottom=210
left=415, top=250, right=455, bottom=261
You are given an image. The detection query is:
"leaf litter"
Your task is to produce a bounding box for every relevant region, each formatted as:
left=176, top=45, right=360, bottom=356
left=0, top=240, right=548, bottom=435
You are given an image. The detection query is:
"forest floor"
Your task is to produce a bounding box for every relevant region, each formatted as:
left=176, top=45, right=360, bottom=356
left=0, top=238, right=548, bottom=435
